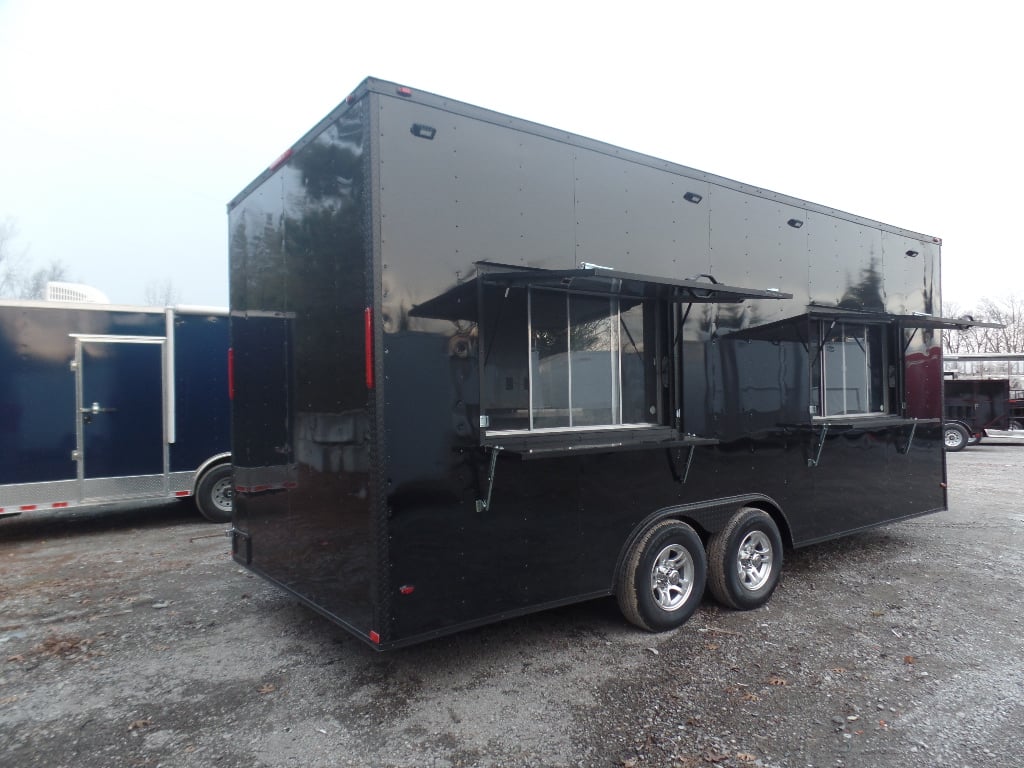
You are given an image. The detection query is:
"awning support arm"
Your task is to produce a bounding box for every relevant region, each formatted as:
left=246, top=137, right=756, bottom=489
left=666, top=444, right=697, bottom=484
left=898, top=420, right=918, bottom=455
left=808, top=424, right=830, bottom=468
left=903, top=326, right=919, bottom=355
left=476, top=447, right=503, bottom=512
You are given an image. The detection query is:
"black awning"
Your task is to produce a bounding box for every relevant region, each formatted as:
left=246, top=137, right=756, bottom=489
left=475, top=261, right=791, bottom=303
left=806, top=304, right=1004, bottom=330
left=718, top=305, right=1005, bottom=345
left=718, top=314, right=809, bottom=344
left=410, top=261, right=792, bottom=321
left=892, top=314, right=1004, bottom=331
left=408, top=280, right=478, bottom=321
left=806, top=305, right=893, bottom=323
left=720, top=305, right=897, bottom=344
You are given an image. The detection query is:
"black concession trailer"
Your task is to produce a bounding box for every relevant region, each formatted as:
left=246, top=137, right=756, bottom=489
left=0, top=298, right=233, bottom=522
left=228, top=78, right=980, bottom=650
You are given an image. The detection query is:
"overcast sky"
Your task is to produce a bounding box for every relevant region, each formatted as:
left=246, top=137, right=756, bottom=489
left=1, top=0, right=1019, bottom=310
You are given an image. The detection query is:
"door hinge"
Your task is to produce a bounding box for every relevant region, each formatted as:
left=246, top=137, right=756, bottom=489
left=230, top=528, right=252, bottom=564
left=71, top=450, right=80, bottom=462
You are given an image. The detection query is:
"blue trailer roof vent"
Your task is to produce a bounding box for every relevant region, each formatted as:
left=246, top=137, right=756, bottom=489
left=45, top=282, right=110, bottom=304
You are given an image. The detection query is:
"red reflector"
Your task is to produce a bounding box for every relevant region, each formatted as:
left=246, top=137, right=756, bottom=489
left=399, top=585, right=415, bottom=595
left=227, top=347, right=235, bottom=400
left=396, top=86, right=412, bottom=97
left=364, top=307, right=374, bottom=389
left=52, top=502, right=69, bottom=508
left=175, top=491, right=190, bottom=497
left=269, top=148, right=293, bottom=172
left=20, top=505, right=37, bottom=511
left=369, top=630, right=381, bottom=644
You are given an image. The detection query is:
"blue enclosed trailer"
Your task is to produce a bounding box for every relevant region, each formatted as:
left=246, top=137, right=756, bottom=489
left=0, top=299, right=232, bottom=522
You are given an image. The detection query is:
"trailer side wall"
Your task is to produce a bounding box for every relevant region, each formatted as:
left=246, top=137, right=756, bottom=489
left=372, top=91, right=945, bottom=643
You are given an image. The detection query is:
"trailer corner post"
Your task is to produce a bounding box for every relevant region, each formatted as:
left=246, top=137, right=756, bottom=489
left=164, top=308, right=176, bottom=444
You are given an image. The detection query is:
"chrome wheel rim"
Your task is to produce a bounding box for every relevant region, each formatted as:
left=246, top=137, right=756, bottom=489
left=211, top=477, right=234, bottom=513
left=944, top=429, right=962, bottom=447
left=650, top=543, right=694, bottom=611
left=736, top=530, right=773, bottom=591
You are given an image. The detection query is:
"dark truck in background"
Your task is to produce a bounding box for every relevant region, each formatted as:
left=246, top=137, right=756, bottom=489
left=942, top=378, right=1011, bottom=451
left=942, top=353, right=1024, bottom=450
left=227, top=77, right=990, bottom=649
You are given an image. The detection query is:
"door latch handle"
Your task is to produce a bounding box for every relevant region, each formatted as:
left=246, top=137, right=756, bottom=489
left=80, top=401, right=117, bottom=415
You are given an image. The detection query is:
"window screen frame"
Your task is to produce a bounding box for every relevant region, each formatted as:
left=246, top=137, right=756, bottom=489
left=483, top=283, right=659, bottom=436
left=811, top=320, right=889, bottom=418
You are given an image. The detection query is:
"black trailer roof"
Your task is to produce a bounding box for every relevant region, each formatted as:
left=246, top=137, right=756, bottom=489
left=226, top=78, right=942, bottom=246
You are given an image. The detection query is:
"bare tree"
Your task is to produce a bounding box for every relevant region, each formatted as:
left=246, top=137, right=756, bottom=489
left=976, top=296, right=1024, bottom=353
left=0, top=218, right=28, bottom=298
left=942, top=301, right=968, bottom=354
left=0, top=219, right=73, bottom=299
left=942, top=296, right=1024, bottom=354
left=22, top=260, right=70, bottom=300
left=144, top=277, right=183, bottom=307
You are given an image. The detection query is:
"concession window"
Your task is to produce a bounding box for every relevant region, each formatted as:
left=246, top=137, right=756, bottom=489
left=412, top=261, right=791, bottom=455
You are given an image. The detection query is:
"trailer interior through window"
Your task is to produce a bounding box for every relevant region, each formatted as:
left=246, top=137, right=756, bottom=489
left=481, top=284, right=657, bottom=432
left=457, top=262, right=792, bottom=452
left=803, top=308, right=1003, bottom=423
left=812, top=321, right=888, bottom=417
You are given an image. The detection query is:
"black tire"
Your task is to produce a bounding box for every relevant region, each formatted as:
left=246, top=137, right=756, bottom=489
left=707, top=507, right=783, bottom=611
left=617, top=519, right=707, bottom=632
left=194, top=464, right=234, bottom=523
left=943, top=423, right=969, bottom=452
left=1010, top=420, right=1024, bottom=432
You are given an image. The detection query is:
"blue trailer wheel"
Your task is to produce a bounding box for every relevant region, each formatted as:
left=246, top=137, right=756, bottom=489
left=195, top=464, right=234, bottom=523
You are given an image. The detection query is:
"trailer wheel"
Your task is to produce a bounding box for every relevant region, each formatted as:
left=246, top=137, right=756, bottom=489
left=943, top=424, right=969, bottom=452
left=707, top=508, right=783, bottom=611
left=194, top=464, right=234, bottom=523
left=617, top=519, right=706, bottom=632
left=1011, top=420, right=1024, bottom=432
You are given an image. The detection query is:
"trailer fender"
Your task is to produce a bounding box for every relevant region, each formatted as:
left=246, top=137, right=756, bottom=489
left=613, top=494, right=790, bottom=589
left=191, top=453, right=232, bottom=491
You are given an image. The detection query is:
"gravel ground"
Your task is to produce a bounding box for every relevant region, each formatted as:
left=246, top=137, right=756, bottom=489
left=1, top=445, right=1021, bottom=768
